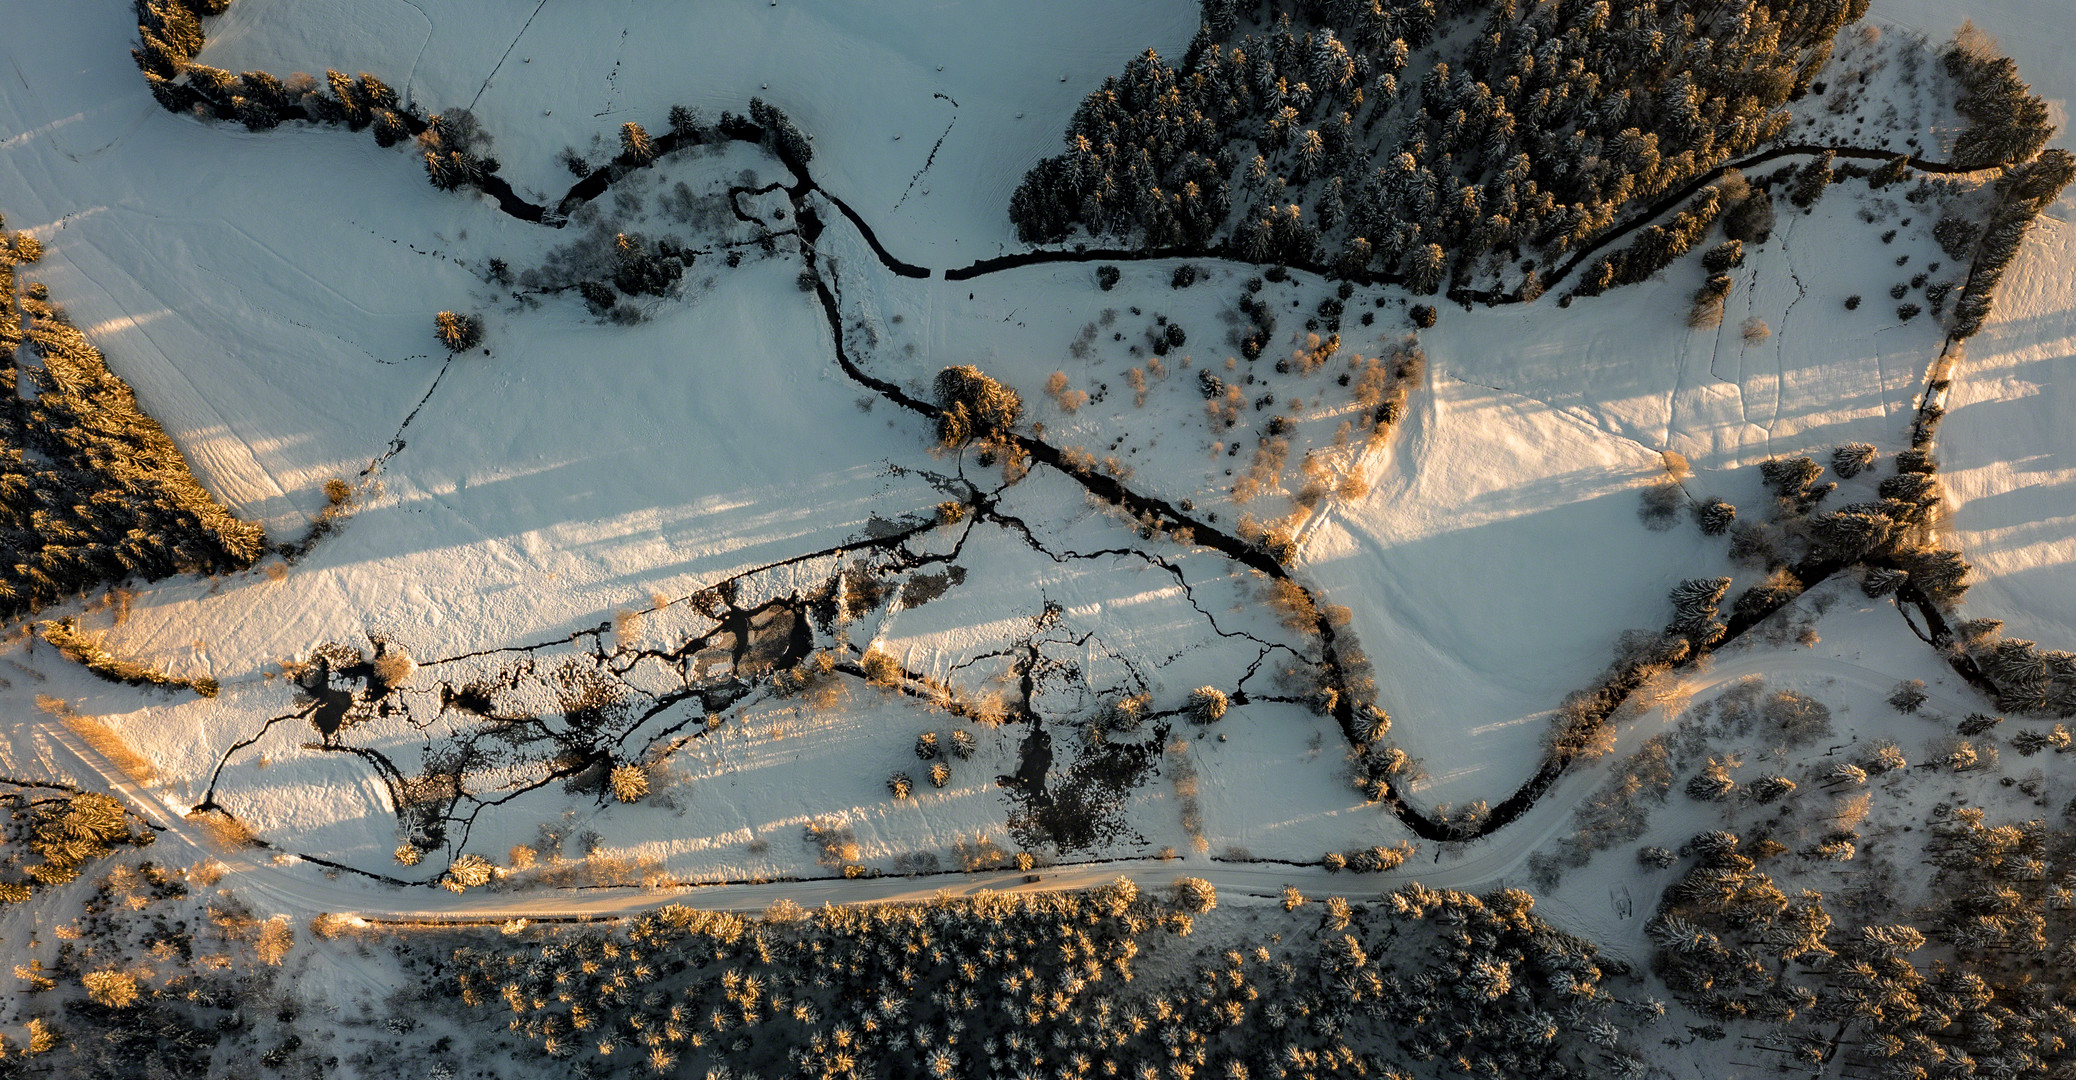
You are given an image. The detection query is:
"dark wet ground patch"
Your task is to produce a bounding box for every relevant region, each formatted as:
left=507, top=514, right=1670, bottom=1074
left=1006, top=722, right=1169, bottom=853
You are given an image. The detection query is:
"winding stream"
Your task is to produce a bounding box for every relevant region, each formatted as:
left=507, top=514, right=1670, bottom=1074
left=166, top=90, right=2007, bottom=850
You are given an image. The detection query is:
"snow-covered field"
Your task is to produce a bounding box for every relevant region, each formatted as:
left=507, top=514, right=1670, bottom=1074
left=0, top=0, right=2073, bottom=943
left=197, top=0, right=1197, bottom=261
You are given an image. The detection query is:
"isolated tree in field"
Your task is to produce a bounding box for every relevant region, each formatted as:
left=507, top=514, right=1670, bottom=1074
left=887, top=772, right=913, bottom=800
left=1958, top=712, right=2003, bottom=736
left=434, top=310, right=483, bottom=352
left=1187, top=686, right=1229, bottom=724
left=1862, top=740, right=1908, bottom=773
left=620, top=122, right=655, bottom=164
left=610, top=763, right=649, bottom=803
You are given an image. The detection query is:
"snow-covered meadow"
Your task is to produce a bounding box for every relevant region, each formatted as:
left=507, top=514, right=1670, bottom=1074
left=0, top=0, right=2072, bottom=919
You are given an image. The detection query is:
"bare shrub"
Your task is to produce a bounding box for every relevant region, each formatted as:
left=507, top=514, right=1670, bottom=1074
left=861, top=648, right=902, bottom=688
left=1639, top=479, right=1684, bottom=529
left=805, top=818, right=862, bottom=867
left=372, top=647, right=415, bottom=691
left=954, top=832, right=1009, bottom=871
left=614, top=608, right=642, bottom=646
left=1762, top=690, right=1832, bottom=747
left=255, top=916, right=295, bottom=965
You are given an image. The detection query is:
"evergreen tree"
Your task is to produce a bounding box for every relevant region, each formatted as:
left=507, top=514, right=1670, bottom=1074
left=434, top=311, right=484, bottom=352
left=620, top=121, right=656, bottom=164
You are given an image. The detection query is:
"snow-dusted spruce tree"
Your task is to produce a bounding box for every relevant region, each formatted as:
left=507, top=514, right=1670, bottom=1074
left=434, top=310, right=483, bottom=352
left=1695, top=497, right=1737, bottom=537
left=1831, top=442, right=1877, bottom=478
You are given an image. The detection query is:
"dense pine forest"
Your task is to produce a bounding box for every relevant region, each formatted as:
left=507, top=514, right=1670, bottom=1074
left=0, top=224, right=264, bottom=620
left=1009, top=0, right=2054, bottom=298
